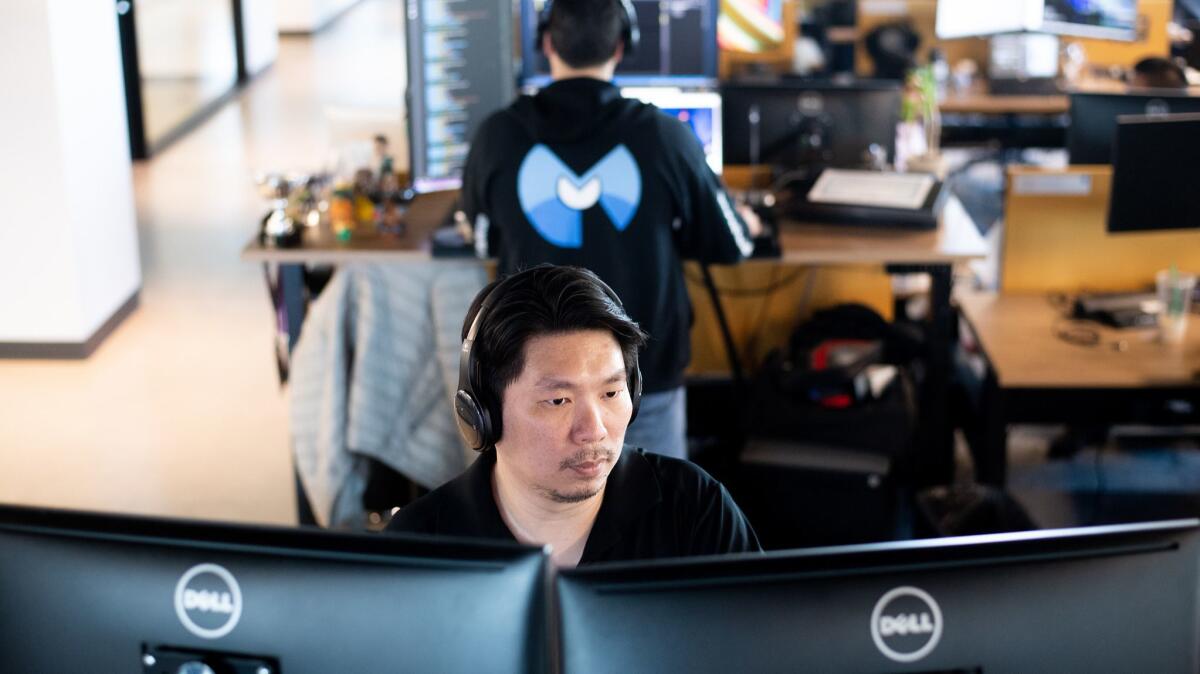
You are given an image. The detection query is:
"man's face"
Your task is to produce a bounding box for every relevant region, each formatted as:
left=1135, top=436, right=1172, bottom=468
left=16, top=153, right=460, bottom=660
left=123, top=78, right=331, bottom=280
left=495, top=329, right=632, bottom=504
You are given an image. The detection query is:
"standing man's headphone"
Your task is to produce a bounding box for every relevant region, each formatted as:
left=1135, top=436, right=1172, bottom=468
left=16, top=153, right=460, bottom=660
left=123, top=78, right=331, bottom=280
left=454, top=274, right=643, bottom=452
left=535, top=0, right=640, bottom=58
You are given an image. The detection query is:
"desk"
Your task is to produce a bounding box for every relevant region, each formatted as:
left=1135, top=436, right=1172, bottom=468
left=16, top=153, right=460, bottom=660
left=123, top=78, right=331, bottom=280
left=939, top=92, right=1069, bottom=116
left=956, top=291, right=1200, bottom=486
left=243, top=194, right=986, bottom=485
left=938, top=84, right=1069, bottom=151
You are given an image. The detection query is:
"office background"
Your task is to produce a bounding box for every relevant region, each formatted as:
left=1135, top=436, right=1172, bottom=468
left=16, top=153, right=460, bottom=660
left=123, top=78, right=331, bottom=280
left=1, top=0, right=1198, bottom=535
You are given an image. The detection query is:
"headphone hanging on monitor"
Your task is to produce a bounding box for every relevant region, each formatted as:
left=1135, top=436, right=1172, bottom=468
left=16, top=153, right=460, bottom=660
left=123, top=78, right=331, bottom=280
left=535, top=0, right=640, bottom=58
left=454, top=274, right=643, bottom=452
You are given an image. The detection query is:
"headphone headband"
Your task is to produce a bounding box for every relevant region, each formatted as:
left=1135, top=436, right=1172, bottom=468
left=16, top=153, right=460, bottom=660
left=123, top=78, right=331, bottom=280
left=535, top=0, right=640, bottom=60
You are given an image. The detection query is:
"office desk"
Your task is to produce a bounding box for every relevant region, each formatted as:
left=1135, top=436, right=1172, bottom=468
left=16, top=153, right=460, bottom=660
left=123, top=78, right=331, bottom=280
left=243, top=193, right=984, bottom=267
left=956, top=291, right=1200, bottom=486
left=938, top=86, right=1069, bottom=150
left=244, top=194, right=986, bottom=485
left=939, top=92, right=1069, bottom=116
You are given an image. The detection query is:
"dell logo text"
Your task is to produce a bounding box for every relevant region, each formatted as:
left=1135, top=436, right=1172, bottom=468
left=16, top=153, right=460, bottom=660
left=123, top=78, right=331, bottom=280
left=174, top=563, right=243, bottom=639
left=870, top=586, right=943, bottom=663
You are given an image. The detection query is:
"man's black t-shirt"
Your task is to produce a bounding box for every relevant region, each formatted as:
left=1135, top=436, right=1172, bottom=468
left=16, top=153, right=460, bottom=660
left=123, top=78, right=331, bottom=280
left=461, top=78, right=754, bottom=393
left=385, top=448, right=761, bottom=564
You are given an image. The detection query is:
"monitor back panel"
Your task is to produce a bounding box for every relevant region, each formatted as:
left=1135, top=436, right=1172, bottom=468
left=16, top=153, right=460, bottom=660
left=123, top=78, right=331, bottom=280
left=558, top=523, right=1200, bottom=673
left=1067, top=91, right=1200, bottom=165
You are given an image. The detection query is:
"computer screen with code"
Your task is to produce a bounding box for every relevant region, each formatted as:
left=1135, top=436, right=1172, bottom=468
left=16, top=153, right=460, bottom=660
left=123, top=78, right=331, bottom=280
left=405, top=0, right=515, bottom=192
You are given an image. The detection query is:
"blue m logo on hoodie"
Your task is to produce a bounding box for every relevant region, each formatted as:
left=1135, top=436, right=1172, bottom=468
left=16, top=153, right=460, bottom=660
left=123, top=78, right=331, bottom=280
left=516, top=144, right=643, bottom=248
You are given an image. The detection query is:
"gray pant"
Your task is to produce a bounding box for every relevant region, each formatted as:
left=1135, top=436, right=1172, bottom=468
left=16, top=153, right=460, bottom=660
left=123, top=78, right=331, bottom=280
left=623, top=386, right=687, bottom=460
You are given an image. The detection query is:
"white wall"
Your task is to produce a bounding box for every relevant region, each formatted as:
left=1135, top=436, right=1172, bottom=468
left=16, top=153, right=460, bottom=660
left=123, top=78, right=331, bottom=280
left=0, top=0, right=141, bottom=344
left=243, top=0, right=280, bottom=75
left=275, top=0, right=360, bottom=33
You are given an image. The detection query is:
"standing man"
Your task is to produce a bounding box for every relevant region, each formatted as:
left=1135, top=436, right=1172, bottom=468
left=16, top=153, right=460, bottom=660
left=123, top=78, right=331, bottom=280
left=460, top=0, right=761, bottom=459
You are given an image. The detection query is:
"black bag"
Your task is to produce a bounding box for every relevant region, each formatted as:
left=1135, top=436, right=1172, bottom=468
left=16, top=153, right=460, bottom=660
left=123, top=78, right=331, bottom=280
left=746, top=304, right=923, bottom=456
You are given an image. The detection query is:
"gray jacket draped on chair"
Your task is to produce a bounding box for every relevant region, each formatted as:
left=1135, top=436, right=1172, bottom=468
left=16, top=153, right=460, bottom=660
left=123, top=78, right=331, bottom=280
left=288, top=261, right=487, bottom=527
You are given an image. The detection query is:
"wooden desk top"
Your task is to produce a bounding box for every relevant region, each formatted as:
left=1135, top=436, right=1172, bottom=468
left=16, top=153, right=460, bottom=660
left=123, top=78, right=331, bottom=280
left=243, top=191, right=986, bottom=267
left=241, top=190, right=459, bottom=264
left=773, top=196, right=986, bottom=266
left=938, top=81, right=1200, bottom=116
left=939, top=92, right=1069, bottom=116
left=957, top=291, right=1200, bottom=389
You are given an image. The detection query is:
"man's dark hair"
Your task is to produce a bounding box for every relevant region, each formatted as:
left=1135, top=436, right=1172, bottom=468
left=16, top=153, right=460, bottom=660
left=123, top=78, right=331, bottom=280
left=546, top=0, right=627, bottom=69
left=1132, top=57, right=1187, bottom=89
left=463, top=264, right=647, bottom=422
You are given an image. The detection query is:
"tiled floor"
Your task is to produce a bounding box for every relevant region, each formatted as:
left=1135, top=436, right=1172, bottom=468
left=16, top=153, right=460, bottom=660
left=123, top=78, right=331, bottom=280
left=0, top=0, right=406, bottom=526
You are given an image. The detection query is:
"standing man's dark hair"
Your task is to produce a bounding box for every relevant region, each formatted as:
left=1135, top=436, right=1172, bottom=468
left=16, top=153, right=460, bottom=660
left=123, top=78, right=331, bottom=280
left=455, top=264, right=647, bottom=451
left=538, top=0, right=638, bottom=69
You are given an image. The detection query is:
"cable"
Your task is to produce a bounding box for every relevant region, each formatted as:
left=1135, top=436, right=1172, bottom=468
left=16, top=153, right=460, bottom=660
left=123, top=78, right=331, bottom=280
left=698, top=263, right=745, bottom=389
left=1051, top=317, right=1101, bottom=347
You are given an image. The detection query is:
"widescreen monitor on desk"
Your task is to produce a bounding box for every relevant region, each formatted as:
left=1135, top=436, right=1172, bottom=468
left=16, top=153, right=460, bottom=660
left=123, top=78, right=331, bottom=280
left=720, top=80, right=901, bottom=171
left=0, top=504, right=549, bottom=673
left=1068, top=91, right=1200, bottom=164
left=621, top=87, right=723, bottom=174
left=558, top=520, right=1200, bottom=672
left=405, top=0, right=516, bottom=193
left=1108, top=113, right=1200, bottom=233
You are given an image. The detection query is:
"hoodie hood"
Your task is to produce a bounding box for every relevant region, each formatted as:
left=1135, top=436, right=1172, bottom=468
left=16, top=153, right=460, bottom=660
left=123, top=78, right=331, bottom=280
left=506, top=77, right=638, bottom=144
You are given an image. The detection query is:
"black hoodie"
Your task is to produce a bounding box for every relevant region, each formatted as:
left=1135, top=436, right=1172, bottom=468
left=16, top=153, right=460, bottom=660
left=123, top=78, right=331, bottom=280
left=461, top=78, right=753, bottom=393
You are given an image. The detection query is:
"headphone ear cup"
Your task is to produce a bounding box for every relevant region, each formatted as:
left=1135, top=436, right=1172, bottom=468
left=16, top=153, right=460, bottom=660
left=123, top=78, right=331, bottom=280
left=620, top=0, right=639, bottom=56
left=454, top=390, right=493, bottom=451
left=535, top=0, right=552, bottom=55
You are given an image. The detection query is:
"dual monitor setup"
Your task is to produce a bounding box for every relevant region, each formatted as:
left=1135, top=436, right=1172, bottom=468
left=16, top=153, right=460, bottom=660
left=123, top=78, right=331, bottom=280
left=403, top=0, right=901, bottom=197
left=404, top=0, right=721, bottom=193
left=1, top=503, right=1198, bottom=672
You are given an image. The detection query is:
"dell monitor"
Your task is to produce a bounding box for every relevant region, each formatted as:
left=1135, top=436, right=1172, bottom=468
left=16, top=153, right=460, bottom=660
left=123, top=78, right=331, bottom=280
left=1068, top=91, right=1200, bottom=164
left=405, top=0, right=515, bottom=193
left=558, top=520, right=1200, bottom=672
left=0, top=504, right=549, bottom=673
left=519, top=0, right=719, bottom=88
left=720, top=80, right=902, bottom=170
left=621, top=87, right=723, bottom=174
left=1108, top=113, right=1200, bottom=233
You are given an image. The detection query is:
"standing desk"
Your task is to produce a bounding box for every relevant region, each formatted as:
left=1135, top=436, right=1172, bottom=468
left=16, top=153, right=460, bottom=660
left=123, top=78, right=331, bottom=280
left=956, top=291, right=1200, bottom=486
left=243, top=193, right=986, bottom=485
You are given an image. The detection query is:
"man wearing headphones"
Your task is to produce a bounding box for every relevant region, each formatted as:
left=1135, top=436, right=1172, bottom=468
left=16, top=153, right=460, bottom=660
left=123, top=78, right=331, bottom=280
left=386, top=266, right=759, bottom=567
left=459, top=0, right=762, bottom=461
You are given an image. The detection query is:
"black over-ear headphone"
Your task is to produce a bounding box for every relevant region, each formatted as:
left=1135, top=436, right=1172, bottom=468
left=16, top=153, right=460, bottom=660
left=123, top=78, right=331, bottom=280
left=535, top=0, right=640, bottom=58
left=454, top=274, right=643, bottom=452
